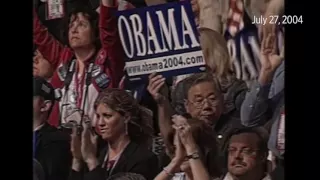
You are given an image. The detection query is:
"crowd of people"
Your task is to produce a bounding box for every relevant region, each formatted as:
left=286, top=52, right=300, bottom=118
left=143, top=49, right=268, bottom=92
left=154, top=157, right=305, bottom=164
left=33, top=0, right=285, bottom=180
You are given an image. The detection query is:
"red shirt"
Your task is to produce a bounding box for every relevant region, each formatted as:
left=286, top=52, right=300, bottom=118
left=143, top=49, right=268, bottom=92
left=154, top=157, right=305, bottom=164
left=33, top=5, right=125, bottom=127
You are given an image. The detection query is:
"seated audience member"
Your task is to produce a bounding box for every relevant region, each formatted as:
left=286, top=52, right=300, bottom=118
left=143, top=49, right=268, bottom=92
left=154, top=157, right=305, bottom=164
left=107, top=172, right=147, bottom=180
left=219, top=127, right=270, bottom=180
left=148, top=72, right=243, bottom=152
left=33, top=159, right=45, bottom=180
left=155, top=115, right=221, bottom=180
left=33, top=77, right=72, bottom=180
left=172, top=28, right=247, bottom=119
left=69, top=89, right=159, bottom=180
left=240, top=32, right=284, bottom=174
left=147, top=30, right=248, bottom=152
left=33, top=48, right=54, bottom=81
left=198, top=28, right=247, bottom=118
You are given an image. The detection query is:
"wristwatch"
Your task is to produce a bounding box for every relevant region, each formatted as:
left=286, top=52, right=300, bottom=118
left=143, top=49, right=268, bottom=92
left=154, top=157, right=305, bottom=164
left=186, top=152, right=200, bottom=160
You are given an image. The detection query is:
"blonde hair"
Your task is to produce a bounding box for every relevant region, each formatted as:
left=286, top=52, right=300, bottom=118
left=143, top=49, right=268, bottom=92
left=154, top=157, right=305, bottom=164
left=199, top=27, right=235, bottom=91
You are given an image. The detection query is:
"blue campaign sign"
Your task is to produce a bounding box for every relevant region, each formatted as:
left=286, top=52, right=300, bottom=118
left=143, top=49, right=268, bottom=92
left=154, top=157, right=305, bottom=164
left=225, top=12, right=284, bottom=83
left=116, top=1, right=206, bottom=82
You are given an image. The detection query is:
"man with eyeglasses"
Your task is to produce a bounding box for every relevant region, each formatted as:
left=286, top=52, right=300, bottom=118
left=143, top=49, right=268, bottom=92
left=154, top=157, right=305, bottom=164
left=220, top=127, right=270, bottom=180
left=148, top=72, right=243, bottom=147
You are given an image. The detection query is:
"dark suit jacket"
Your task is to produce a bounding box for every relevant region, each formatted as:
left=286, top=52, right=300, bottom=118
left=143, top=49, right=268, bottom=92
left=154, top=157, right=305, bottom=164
left=69, top=141, right=160, bottom=180
left=35, top=123, right=72, bottom=180
left=33, top=159, right=45, bottom=180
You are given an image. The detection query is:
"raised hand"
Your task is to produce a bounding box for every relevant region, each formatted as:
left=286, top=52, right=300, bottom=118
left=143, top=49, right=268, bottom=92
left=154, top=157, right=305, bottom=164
left=70, top=125, right=82, bottom=160
left=258, top=32, right=284, bottom=85
left=172, top=132, right=186, bottom=164
left=172, top=115, right=197, bottom=154
left=101, top=0, right=116, bottom=7
left=147, top=73, right=169, bottom=104
left=258, top=0, right=284, bottom=41
left=260, top=33, right=284, bottom=73
left=81, top=116, right=98, bottom=167
left=258, top=16, right=277, bottom=42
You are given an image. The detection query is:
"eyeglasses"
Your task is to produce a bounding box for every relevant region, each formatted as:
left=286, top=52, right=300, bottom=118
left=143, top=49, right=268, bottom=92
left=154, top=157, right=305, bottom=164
left=187, top=97, right=220, bottom=109
left=227, top=148, right=259, bottom=157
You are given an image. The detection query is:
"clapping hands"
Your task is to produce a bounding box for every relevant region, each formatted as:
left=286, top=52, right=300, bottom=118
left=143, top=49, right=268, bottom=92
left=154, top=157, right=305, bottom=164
left=70, top=116, right=98, bottom=168
left=172, top=115, right=198, bottom=154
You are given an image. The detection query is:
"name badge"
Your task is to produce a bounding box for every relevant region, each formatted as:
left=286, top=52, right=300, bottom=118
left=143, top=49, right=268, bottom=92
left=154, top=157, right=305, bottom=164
left=94, top=73, right=110, bottom=89
left=91, top=65, right=102, bottom=77
left=46, top=0, right=65, bottom=20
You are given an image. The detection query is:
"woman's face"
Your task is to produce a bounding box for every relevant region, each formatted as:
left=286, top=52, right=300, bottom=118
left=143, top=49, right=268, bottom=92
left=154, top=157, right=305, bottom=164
left=68, top=13, right=94, bottom=49
left=96, top=103, right=126, bottom=140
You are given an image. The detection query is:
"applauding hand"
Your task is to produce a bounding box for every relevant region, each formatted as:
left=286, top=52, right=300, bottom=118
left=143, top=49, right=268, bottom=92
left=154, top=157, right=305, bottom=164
left=81, top=117, right=98, bottom=165
left=172, top=115, right=198, bottom=154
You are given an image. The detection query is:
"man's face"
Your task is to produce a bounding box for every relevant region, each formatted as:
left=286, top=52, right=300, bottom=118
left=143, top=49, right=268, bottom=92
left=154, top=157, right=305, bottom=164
left=227, top=133, right=264, bottom=177
left=33, top=96, right=52, bottom=120
left=185, top=81, right=223, bottom=125
left=33, top=50, right=53, bottom=79
left=33, top=96, right=43, bottom=119
left=68, top=13, right=94, bottom=49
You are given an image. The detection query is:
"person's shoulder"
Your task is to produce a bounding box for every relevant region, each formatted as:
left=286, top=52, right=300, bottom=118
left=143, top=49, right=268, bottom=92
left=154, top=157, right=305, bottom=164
left=228, top=78, right=248, bottom=92
left=40, top=124, right=70, bottom=144
left=132, top=142, right=158, bottom=161
left=137, top=143, right=157, bottom=156
left=222, top=78, right=247, bottom=106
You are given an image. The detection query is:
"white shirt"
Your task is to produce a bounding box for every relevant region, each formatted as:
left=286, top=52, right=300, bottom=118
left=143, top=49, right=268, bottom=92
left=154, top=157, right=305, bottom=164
left=222, top=173, right=271, bottom=180
left=171, top=173, right=186, bottom=180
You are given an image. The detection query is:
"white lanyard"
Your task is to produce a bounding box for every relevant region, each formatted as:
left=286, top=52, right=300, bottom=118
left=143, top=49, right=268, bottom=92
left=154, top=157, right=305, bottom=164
left=101, top=142, right=130, bottom=175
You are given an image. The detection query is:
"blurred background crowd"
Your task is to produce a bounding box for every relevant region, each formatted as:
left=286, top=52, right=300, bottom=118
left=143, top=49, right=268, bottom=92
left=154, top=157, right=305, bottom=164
left=33, top=0, right=285, bottom=180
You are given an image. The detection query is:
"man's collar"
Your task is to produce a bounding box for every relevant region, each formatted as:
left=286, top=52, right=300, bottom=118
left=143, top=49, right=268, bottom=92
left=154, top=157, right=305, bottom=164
left=223, top=173, right=271, bottom=180
left=33, top=123, right=45, bottom=132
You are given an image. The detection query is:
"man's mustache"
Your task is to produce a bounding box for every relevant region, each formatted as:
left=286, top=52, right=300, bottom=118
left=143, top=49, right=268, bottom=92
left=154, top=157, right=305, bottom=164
left=231, top=161, right=247, bottom=167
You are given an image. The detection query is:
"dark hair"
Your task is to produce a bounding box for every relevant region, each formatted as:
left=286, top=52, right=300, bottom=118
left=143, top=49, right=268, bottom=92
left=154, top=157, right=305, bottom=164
left=36, top=95, right=54, bottom=119
left=94, top=89, right=154, bottom=146
left=107, top=172, right=146, bottom=180
left=171, top=79, right=187, bottom=115
left=171, top=73, right=222, bottom=114
left=220, top=127, right=269, bottom=174
left=166, top=119, right=221, bottom=177
left=183, top=73, right=222, bottom=97
left=61, top=3, right=101, bottom=49
left=222, top=127, right=269, bottom=159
